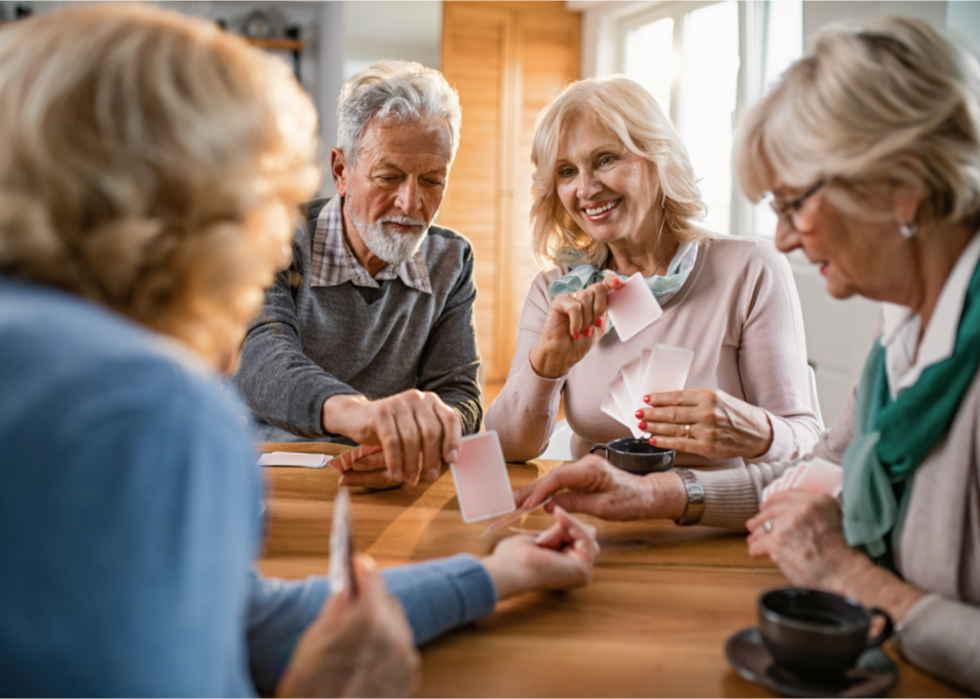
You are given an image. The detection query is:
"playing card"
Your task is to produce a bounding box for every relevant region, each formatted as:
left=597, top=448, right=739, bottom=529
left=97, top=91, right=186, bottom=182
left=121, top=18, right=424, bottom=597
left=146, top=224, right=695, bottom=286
left=607, top=372, right=644, bottom=437
left=257, top=451, right=328, bottom=468
left=761, top=458, right=844, bottom=502
left=636, top=344, right=694, bottom=409
left=601, top=390, right=626, bottom=426
left=482, top=495, right=554, bottom=536
left=326, top=445, right=384, bottom=473
left=329, top=487, right=357, bottom=599
left=606, top=273, right=664, bottom=341
left=450, top=431, right=516, bottom=523
left=793, top=458, right=844, bottom=498
left=620, top=356, right=643, bottom=404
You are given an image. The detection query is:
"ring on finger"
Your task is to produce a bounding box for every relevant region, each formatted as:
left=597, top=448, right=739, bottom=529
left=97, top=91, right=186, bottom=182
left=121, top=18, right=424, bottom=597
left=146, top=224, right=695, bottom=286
left=763, top=520, right=773, bottom=534
left=684, top=423, right=692, bottom=439
left=571, top=291, right=580, bottom=299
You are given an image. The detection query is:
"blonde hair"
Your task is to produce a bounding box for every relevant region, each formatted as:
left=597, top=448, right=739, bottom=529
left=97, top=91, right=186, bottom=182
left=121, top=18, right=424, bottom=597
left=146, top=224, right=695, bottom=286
left=0, top=4, right=320, bottom=372
left=736, top=16, right=980, bottom=231
left=530, top=76, right=709, bottom=269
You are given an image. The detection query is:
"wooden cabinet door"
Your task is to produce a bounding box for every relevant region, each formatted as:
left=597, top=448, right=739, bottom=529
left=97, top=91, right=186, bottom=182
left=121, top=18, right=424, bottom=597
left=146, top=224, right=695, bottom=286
left=440, top=1, right=580, bottom=385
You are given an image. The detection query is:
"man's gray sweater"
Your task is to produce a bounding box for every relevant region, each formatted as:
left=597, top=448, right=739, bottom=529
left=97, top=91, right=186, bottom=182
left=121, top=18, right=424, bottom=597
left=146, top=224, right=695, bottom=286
left=234, top=198, right=483, bottom=442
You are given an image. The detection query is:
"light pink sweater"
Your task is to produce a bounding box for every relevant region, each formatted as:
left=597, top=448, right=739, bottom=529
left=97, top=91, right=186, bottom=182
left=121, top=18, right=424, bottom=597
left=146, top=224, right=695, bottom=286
left=486, top=237, right=823, bottom=467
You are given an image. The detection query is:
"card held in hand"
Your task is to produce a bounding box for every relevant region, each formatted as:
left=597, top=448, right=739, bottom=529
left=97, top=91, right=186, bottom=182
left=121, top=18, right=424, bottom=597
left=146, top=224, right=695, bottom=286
left=450, top=431, right=516, bottom=523
left=329, top=487, right=357, bottom=599
left=605, top=273, right=664, bottom=342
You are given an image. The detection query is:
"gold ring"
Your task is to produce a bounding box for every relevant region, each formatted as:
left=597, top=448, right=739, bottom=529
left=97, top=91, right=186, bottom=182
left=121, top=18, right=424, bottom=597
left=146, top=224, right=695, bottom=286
left=684, top=424, right=692, bottom=439
left=763, top=520, right=773, bottom=534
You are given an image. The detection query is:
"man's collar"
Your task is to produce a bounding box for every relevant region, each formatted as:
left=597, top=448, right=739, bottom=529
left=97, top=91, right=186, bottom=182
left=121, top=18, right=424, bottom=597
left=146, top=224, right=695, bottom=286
left=309, top=196, right=432, bottom=293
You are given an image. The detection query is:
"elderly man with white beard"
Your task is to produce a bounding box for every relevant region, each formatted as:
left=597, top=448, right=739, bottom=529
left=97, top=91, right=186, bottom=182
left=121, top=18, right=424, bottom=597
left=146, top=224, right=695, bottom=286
left=234, top=61, right=481, bottom=488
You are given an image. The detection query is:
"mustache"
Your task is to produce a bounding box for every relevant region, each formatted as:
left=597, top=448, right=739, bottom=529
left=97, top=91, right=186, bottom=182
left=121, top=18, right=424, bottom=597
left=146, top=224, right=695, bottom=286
left=379, top=216, right=427, bottom=229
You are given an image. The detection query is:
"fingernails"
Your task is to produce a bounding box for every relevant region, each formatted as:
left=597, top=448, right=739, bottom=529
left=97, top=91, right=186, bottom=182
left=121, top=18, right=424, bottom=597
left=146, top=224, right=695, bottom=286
left=638, top=421, right=647, bottom=430
left=583, top=327, right=592, bottom=337
left=634, top=410, right=643, bottom=418
left=446, top=450, right=459, bottom=463
left=595, top=318, right=604, bottom=328
left=574, top=332, right=580, bottom=339
left=393, top=469, right=404, bottom=482
left=649, top=438, right=657, bottom=446
left=642, top=395, right=650, bottom=403
left=425, top=468, right=439, bottom=482
left=409, top=471, right=420, bottom=485
left=338, top=475, right=347, bottom=485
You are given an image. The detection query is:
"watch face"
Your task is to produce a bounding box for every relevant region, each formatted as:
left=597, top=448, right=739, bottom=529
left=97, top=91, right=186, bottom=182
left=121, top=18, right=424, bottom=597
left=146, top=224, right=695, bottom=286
left=243, top=12, right=274, bottom=38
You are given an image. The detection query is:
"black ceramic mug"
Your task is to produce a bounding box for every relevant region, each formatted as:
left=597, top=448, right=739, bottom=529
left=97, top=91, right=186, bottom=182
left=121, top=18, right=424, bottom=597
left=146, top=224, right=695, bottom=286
left=589, top=438, right=675, bottom=475
left=758, top=588, right=894, bottom=679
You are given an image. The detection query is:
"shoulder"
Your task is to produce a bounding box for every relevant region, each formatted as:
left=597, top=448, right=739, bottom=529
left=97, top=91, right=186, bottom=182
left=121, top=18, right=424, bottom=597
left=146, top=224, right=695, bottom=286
left=424, top=224, right=474, bottom=257
left=698, top=236, right=793, bottom=284
left=1, top=282, right=248, bottom=446
left=299, top=197, right=332, bottom=224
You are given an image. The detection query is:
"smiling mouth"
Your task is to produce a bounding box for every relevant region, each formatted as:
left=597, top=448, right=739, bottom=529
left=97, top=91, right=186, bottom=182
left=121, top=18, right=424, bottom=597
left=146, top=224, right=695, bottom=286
left=583, top=199, right=620, bottom=217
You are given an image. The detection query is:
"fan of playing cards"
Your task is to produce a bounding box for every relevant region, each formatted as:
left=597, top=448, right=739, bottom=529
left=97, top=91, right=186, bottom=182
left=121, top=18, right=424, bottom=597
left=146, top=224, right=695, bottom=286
left=601, top=344, right=695, bottom=438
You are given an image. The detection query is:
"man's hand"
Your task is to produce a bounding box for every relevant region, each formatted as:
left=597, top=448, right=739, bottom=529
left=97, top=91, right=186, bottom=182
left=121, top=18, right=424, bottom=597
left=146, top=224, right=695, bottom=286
left=276, top=556, right=420, bottom=698
left=481, top=507, right=599, bottom=598
left=322, top=390, right=462, bottom=486
left=513, top=454, right=688, bottom=522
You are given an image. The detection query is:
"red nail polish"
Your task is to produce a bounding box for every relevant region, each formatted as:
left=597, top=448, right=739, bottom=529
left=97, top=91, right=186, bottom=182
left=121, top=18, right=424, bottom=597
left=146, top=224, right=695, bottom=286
left=638, top=421, right=647, bottom=430
left=574, top=332, right=580, bottom=339
left=583, top=327, right=592, bottom=337
left=642, top=395, right=650, bottom=403
left=634, top=410, right=643, bottom=418
left=595, top=318, right=604, bottom=328
left=649, top=438, right=657, bottom=446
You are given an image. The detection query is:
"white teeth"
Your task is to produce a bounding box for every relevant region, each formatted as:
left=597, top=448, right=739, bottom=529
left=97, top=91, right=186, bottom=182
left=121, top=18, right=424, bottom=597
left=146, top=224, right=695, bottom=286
left=585, top=200, right=618, bottom=216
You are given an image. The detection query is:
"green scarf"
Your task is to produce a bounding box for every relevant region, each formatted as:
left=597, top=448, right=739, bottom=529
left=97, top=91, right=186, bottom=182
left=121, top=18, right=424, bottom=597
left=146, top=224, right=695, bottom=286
left=842, top=256, right=980, bottom=565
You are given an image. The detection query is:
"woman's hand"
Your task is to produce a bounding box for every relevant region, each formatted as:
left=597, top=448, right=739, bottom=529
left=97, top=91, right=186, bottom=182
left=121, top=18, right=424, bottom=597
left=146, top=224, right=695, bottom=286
left=639, top=389, right=774, bottom=460
left=745, top=491, right=863, bottom=589
left=513, top=454, right=688, bottom=522
left=481, top=506, right=599, bottom=598
left=276, top=555, right=420, bottom=698
left=746, top=490, right=926, bottom=629
left=528, top=276, right=623, bottom=379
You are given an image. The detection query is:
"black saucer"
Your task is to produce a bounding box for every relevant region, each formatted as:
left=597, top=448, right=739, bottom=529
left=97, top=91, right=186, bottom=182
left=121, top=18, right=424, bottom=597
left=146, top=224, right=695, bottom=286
left=725, top=627, right=899, bottom=698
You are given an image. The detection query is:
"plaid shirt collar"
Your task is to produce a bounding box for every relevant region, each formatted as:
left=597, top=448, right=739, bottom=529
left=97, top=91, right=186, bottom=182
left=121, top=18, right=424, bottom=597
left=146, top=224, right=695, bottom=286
left=309, top=196, right=432, bottom=293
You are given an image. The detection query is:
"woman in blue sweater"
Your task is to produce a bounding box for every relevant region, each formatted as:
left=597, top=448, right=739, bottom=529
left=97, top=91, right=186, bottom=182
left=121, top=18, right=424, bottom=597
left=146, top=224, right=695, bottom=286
left=0, top=5, right=598, bottom=696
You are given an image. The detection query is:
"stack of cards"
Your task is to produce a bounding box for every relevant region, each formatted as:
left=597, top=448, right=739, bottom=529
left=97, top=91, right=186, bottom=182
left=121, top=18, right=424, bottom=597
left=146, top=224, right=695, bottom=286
left=605, top=273, right=664, bottom=341
left=449, top=431, right=516, bottom=523
left=601, top=344, right=694, bottom=437
left=760, top=457, right=844, bottom=502
left=257, top=451, right=328, bottom=468
left=326, top=445, right=384, bottom=473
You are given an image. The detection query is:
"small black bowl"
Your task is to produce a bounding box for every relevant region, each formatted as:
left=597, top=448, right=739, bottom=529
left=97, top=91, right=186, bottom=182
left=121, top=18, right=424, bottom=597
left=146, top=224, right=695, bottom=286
left=589, top=437, right=675, bottom=475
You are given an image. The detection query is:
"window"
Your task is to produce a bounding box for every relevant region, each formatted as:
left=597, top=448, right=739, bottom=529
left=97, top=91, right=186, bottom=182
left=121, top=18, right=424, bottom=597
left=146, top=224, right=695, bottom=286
left=619, top=1, right=802, bottom=237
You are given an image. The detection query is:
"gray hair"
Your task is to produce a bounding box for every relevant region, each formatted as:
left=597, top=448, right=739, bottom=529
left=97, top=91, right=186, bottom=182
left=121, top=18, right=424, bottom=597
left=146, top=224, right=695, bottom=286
left=336, top=60, right=462, bottom=164
left=736, top=16, right=980, bottom=231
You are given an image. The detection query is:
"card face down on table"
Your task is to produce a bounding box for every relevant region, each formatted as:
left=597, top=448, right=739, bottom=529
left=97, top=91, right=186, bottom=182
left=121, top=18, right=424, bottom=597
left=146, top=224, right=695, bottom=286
left=450, top=431, right=516, bottom=523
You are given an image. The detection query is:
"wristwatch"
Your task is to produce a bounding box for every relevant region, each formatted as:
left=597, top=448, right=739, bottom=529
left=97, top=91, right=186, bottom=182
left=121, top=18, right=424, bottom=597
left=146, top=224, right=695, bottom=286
left=669, top=468, right=705, bottom=526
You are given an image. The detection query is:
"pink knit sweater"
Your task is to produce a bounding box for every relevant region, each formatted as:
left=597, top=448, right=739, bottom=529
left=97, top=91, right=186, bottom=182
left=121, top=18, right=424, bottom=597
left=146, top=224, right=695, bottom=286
left=485, top=236, right=822, bottom=467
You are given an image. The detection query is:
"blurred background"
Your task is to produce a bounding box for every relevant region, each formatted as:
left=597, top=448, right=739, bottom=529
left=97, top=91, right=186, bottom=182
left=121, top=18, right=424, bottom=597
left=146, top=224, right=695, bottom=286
left=3, top=0, right=979, bottom=425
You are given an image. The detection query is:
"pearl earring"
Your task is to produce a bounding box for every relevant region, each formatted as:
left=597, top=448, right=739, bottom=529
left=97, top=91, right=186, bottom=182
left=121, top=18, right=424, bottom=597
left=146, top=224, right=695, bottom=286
left=900, top=221, right=918, bottom=239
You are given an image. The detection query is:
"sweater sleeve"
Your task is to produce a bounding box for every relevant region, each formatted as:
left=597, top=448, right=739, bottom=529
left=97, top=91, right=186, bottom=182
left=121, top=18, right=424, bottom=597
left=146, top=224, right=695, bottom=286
left=246, top=554, right=497, bottom=695
left=416, top=240, right=483, bottom=435
left=234, top=225, right=359, bottom=439
left=895, top=594, right=980, bottom=694
left=696, top=381, right=860, bottom=529
left=737, top=245, right=823, bottom=463
left=484, top=272, right=566, bottom=462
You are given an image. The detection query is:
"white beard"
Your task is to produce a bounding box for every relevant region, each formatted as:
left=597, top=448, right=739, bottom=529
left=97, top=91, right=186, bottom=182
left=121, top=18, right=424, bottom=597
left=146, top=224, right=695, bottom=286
left=346, top=189, right=429, bottom=265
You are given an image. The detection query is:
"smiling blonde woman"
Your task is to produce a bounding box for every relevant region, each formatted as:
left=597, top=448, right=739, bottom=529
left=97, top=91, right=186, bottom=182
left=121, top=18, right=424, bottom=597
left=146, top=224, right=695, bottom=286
left=486, top=76, right=821, bottom=472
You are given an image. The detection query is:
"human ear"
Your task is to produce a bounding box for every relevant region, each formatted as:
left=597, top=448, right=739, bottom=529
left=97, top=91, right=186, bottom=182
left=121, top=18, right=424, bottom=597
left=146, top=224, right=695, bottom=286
left=330, top=148, right=351, bottom=196
left=892, top=174, right=924, bottom=230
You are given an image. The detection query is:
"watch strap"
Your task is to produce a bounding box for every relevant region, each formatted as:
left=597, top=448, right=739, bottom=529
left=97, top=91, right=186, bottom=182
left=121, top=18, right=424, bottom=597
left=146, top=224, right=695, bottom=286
left=669, top=468, right=705, bottom=526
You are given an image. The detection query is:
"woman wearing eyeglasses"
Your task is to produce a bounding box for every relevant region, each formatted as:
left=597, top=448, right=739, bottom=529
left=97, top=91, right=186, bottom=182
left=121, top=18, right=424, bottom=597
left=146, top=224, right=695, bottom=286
left=485, top=76, right=822, bottom=468
left=516, top=17, right=980, bottom=693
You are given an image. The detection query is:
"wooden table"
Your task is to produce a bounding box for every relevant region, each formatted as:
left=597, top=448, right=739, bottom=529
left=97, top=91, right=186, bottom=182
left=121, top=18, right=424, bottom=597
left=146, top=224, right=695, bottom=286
left=257, top=442, right=964, bottom=698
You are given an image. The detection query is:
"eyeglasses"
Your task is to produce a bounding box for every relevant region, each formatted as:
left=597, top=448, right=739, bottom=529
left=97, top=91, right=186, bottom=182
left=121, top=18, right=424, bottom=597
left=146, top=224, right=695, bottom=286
left=768, top=180, right=824, bottom=232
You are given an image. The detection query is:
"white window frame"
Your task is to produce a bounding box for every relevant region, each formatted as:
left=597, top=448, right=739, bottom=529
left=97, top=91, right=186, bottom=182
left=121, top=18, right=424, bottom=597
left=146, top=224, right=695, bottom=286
left=613, top=0, right=780, bottom=238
